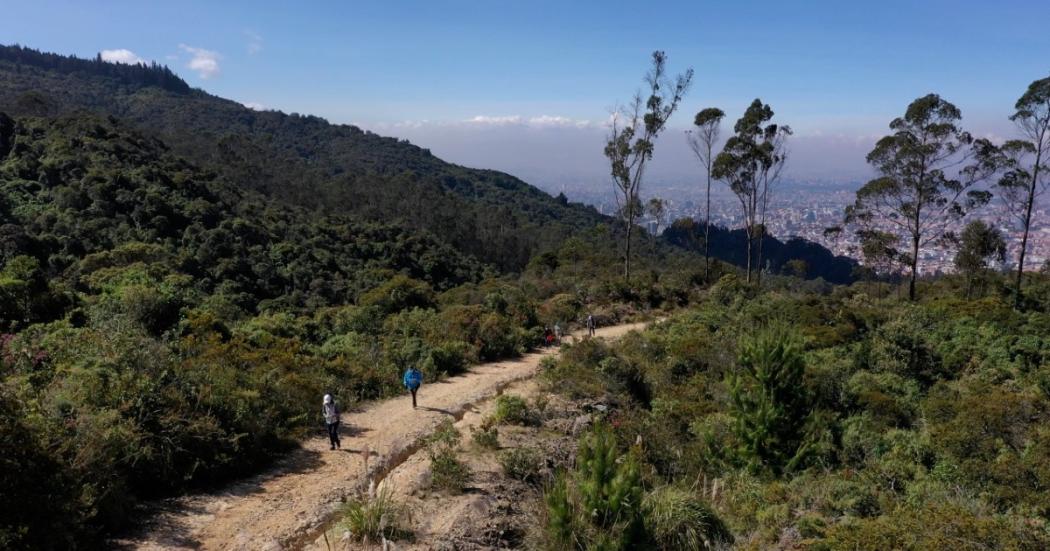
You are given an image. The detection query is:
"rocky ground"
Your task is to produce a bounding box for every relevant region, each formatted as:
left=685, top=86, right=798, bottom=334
left=309, top=376, right=612, bottom=550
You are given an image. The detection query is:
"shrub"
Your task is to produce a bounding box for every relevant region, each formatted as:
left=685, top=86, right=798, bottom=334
left=493, top=394, right=534, bottom=425
left=429, top=448, right=472, bottom=493
left=499, top=447, right=543, bottom=483
left=643, top=486, right=734, bottom=551
left=340, top=485, right=410, bottom=542
left=818, top=502, right=1050, bottom=550
left=425, top=420, right=472, bottom=493
left=728, top=324, right=814, bottom=475
left=471, top=418, right=500, bottom=450
left=542, top=425, right=645, bottom=549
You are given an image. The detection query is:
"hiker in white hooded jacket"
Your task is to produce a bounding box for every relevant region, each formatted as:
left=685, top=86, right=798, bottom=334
left=322, top=394, right=341, bottom=450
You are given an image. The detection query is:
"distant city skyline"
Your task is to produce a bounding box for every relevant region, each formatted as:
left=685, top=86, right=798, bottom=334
left=2, top=0, right=1048, bottom=185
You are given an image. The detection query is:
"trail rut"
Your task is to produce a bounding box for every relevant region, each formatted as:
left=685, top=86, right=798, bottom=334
left=116, top=322, right=646, bottom=550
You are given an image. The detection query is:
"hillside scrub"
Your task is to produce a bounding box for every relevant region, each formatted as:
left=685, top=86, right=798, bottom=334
left=0, top=114, right=705, bottom=546
left=540, top=278, right=1050, bottom=548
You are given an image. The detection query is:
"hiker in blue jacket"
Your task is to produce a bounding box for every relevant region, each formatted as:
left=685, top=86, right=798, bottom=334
left=403, top=366, right=423, bottom=409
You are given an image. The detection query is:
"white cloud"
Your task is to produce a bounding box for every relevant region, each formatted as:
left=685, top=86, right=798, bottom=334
left=179, top=44, right=221, bottom=79
left=245, top=31, right=263, bottom=55
left=242, top=101, right=266, bottom=111
left=100, top=48, right=145, bottom=65
left=464, top=115, right=594, bottom=128
left=465, top=115, right=524, bottom=126
left=528, top=115, right=593, bottom=129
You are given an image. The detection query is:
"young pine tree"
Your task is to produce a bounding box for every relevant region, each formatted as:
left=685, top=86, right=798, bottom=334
left=544, top=425, right=645, bottom=549
left=728, top=324, right=813, bottom=475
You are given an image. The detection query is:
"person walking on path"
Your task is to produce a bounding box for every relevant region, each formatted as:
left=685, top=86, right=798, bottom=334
left=553, top=322, right=562, bottom=344
left=586, top=314, right=596, bottom=337
left=322, top=394, right=341, bottom=450
left=403, top=366, right=423, bottom=409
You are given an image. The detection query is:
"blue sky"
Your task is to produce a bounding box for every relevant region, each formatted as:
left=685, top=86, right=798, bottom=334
left=3, top=0, right=1049, bottom=184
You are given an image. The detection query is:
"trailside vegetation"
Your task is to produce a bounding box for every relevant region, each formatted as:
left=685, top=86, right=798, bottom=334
left=541, top=272, right=1050, bottom=549
left=0, top=112, right=705, bottom=548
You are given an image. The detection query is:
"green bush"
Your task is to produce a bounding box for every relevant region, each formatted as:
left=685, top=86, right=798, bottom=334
left=430, top=448, right=472, bottom=494
left=499, top=447, right=543, bottom=483
left=470, top=418, right=500, bottom=450
left=819, top=502, right=1050, bottom=550
left=642, top=485, right=733, bottom=551
left=493, top=394, right=534, bottom=426
left=728, top=323, right=815, bottom=475
left=542, top=425, right=645, bottom=550
left=425, top=420, right=472, bottom=493
left=340, top=485, right=410, bottom=542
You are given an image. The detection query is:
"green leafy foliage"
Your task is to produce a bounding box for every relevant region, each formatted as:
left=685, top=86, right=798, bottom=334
left=0, top=45, right=608, bottom=272
left=542, top=276, right=1050, bottom=548
left=492, top=394, right=534, bottom=426
left=425, top=419, right=472, bottom=493
left=499, top=446, right=543, bottom=483
left=543, top=425, right=646, bottom=550
left=728, top=324, right=814, bottom=475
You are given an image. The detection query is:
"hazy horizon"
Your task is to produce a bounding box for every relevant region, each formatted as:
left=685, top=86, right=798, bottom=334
left=2, top=0, right=1047, bottom=193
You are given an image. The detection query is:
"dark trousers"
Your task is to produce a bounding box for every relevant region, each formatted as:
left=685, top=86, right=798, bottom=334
left=410, top=388, right=418, bottom=408
left=326, top=422, right=340, bottom=448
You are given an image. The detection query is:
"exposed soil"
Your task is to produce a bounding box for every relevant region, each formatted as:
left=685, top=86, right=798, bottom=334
left=307, top=377, right=587, bottom=550
left=115, top=322, right=646, bottom=551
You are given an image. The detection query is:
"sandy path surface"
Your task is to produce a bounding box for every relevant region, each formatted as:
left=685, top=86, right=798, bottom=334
left=116, top=322, right=647, bottom=551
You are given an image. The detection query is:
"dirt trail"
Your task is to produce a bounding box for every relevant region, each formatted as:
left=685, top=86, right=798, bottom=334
left=117, top=322, right=647, bottom=551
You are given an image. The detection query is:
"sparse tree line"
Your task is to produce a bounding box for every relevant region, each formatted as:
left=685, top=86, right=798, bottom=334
left=608, top=52, right=1049, bottom=307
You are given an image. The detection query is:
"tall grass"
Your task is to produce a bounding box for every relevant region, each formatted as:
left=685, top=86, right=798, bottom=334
left=643, top=485, right=733, bottom=550
left=340, top=485, right=410, bottom=542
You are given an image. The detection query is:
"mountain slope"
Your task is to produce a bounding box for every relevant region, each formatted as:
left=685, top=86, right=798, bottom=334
left=0, top=45, right=605, bottom=271
left=0, top=111, right=488, bottom=326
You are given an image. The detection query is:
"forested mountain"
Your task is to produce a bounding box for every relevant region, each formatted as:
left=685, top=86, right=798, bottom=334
left=663, top=218, right=859, bottom=284
left=0, top=112, right=489, bottom=327
left=0, top=45, right=605, bottom=271
left=0, top=110, right=700, bottom=547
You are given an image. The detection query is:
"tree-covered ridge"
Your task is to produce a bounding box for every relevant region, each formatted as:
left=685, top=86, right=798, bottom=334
left=0, top=44, right=607, bottom=271
left=663, top=218, right=858, bottom=284
left=0, top=112, right=489, bottom=329
left=0, top=45, right=190, bottom=94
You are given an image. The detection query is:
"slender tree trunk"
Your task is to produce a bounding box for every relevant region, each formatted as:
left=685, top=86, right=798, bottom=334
left=624, top=211, right=633, bottom=281
left=755, top=226, right=764, bottom=289
left=704, top=170, right=712, bottom=280
left=909, top=232, right=920, bottom=301
left=745, top=229, right=753, bottom=284
left=1015, top=148, right=1041, bottom=308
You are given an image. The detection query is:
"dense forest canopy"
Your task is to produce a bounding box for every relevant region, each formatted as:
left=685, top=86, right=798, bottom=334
left=664, top=218, right=859, bottom=284
left=0, top=112, right=490, bottom=327
left=0, top=110, right=712, bottom=548
left=0, top=45, right=607, bottom=271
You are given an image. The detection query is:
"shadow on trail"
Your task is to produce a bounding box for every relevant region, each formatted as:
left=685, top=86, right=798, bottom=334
left=114, top=447, right=327, bottom=549
left=417, top=405, right=456, bottom=416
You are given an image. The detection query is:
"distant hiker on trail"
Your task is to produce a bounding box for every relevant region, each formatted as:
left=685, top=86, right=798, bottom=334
left=586, top=314, right=596, bottom=337
left=544, top=326, right=554, bottom=346
left=403, top=367, right=423, bottom=409
left=553, top=322, right=562, bottom=343
left=322, top=394, right=341, bottom=450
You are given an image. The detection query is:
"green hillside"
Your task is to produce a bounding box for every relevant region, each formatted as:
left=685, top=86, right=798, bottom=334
left=0, top=109, right=704, bottom=548
left=0, top=112, right=488, bottom=324
left=0, top=45, right=606, bottom=271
